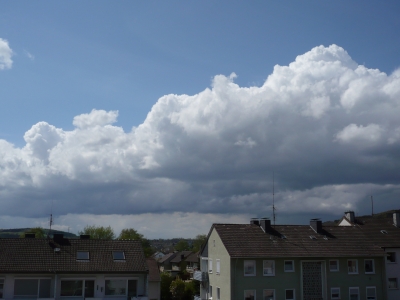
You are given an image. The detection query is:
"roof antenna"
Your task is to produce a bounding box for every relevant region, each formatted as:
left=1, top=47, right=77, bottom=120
left=371, top=195, right=374, bottom=216
left=48, top=200, right=54, bottom=239
left=272, top=171, right=276, bottom=226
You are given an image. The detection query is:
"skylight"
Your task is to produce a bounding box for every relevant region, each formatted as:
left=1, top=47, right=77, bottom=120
left=77, top=251, right=89, bottom=260
left=112, top=251, right=125, bottom=260
left=381, top=230, right=388, bottom=234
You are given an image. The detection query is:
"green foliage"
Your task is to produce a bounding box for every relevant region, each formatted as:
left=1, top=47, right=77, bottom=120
left=78, top=225, right=115, bottom=239
left=174, top=239, right=190, bottom=251
left=160, top=272, right=173, bottom=300
left=169, top=277, right=185, bottom=300
left=183, top=280, right=199, bottom=300
left=118, top=228, right=154, bottom=257
left=192, top=234, right=207, bottom=252
left=20, top=227, right=46, bottom=238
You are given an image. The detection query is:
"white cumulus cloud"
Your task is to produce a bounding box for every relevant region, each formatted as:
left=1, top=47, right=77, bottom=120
left=0, top=38, right=13, bottom=70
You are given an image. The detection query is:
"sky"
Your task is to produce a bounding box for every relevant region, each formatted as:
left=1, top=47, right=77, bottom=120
left=1, top=1, right=400, bottom=239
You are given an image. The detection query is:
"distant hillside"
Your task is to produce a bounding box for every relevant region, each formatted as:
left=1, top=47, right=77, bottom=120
left=0, top=228, right=77, bottom=238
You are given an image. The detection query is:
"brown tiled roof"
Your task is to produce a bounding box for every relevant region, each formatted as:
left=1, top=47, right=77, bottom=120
left=185, top=251, right=199, bottom=263
left=146, top=258, right=161, bottom=282
left=158, top=252, right=175, bottom=264
left=212, top=223, right=390, bottom=258
left=0, top=238, right=148, bottom=274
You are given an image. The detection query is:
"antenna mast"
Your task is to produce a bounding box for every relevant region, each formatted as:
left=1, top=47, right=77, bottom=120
left=371, top=195, right=374, bottom=216
left=272, top=172, right=276, bottom=226
left=48, top=200, right=53, bottom=238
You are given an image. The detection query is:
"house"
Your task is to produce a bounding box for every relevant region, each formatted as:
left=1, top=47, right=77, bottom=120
left=338, top=210, right=400, bottom=300
left=195, top=217, right=389, bottom=300
left=151, top=252, right=165, bottom=262
left=158, top=251, right=194, bottom=275
left=0, top=234, right=155, bottom=300
left=146, top=259, right=161, bottom=300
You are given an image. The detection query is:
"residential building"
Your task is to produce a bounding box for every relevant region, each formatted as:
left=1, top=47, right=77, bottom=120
left=146, top=259, right=161, bottom=300
left=0, top=234, right=153, bottom=300
left=338, top=210, right=400, bottom=300
left=196, top=218, right=387, bottom=300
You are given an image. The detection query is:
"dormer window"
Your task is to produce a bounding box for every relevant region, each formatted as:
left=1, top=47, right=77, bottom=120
left=113, top=251, right=125, bottom=260
left=77, top=251, right=89, bottom=260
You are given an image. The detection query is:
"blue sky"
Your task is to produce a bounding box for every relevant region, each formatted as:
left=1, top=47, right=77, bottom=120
left=1, top=1, right=400, bottom=238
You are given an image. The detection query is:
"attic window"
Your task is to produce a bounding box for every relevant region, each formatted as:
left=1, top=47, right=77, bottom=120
left=77, top=251, right=89, bottom=260
left=310, top=235, right=317, bottom=240
left=381, top=230, right=388, bottom=234
left=113, top=251, right=125, bottom=260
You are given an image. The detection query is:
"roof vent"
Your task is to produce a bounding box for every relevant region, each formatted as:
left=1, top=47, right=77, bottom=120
left=323, top=236, right=328, bottom=240
left=54, top=247, right=61, bottom=253
left=381, top=230, right=388, bottom=234
left=309, top=235, right=317, bottom=240
left=281, top=235, right=287, bottom=239
left=25, top=233, right=35, bottom=238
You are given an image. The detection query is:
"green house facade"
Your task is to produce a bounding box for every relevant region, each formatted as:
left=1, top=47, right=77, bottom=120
left=196, top=218, right=390, bottom=300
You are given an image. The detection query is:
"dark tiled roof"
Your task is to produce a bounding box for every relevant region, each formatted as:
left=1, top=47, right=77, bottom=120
left=0, top=238, right=148, bottom=274
left=170, top=251, right=192, bottom=263
left=185, top=252, right=199, bottom=263
left=213, top=223, right=392, bottom=258
left=158, top=252, right=175, bottom=264
left=146, top=258, right=161, bottom=282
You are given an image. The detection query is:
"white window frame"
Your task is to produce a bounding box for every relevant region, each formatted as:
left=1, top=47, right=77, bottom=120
left=347, top=259, right=358, bottom=274
left=244, top=260, right=256, bottom=276
left=263, top=260, right=275, bottom=276
left=263, top=289, right=275, bottom=300
left=364, top=259, right=375, bottom=274
left=244, top=289, right=256, bottom=300
left=216, top=259, right=220, bottom=275
left=285, top=289, right=295, bottom=300
left=329, top=260, right=339, bottom=272
left=388, top=278, right=398, bottom=289
left=387, top=252, right=397, bottom=263
left=366, top=286, right=376, bottom=300
left=209, top=259, right=213, bottom=274
left=284, top=260, right=295, bottom=272
left=349, top=287, right=359, bottom=300
left=331, top=287, right=340, bottom=299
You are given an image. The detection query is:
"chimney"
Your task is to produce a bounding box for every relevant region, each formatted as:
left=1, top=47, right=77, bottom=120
left=25, top=233, right=35, bottom=238
left=53, top=234, right=64, bottom=242
left=80, top=234, right=90, bottom=239
left=393, top=210, right=400, bottom=228
left=250, top=218, right=260, bottom=226
left=260, top=218, right=271, bottom=232
left=345, top=211, right=355, bottom=223
left=310, top=218, right=322, bottom=234
left=181, top=254, right=185, bottom=260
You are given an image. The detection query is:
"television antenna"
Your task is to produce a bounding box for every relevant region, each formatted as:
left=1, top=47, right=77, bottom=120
left=272, top=172, right=276, bottom=226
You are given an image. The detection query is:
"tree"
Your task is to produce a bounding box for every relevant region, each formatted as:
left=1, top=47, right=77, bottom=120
left=169, top=277, right=185, bottom=300
left=160, top=272, right=173, bottom=300
left=192, top=234, right=207, bottom=252
left=174, top=239, right=190, bottom=251
left=78, top=225, right=115, bottom=239
left=20, top=227, right=46, bottom=238
left=118, top=228, right=154, bottom=257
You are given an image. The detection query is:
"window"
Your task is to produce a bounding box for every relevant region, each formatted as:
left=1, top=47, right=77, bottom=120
left=349, top=287, right=359, bottom=300
left=263, top=260, right=275, bottom=276
left=244, top=260, right=256, bottom=276
left=388, top=278, right=398, bottom=289
left=364, top=259, right=375, bottom=274
left=216, top=259, right=220, bottom=275
left=284, top=260, right=294, bottom=272
left=14, top=279, right=51, bottom=298
left=347, top=259, right=358, bottom=274
left=61, top=280, right=94, bottom=297
left=331, top=287, right=340, bottom=299
left=263, top=289, right=274, bottom=300
left=77, top=251, right=89, bottom=260
left=329, top=260, right=339, bottom=272
left=285, top=289, right=295, bottom=300
left=244, top=290, right=255, bottom=300
left=216, top=287, right=220, bottom=300
left=0, top=279, right=3, bottom=298
left=209, top=259, right=213, bottom=273
left=387, top=252, right=397, bottom=263
left=366, top=287, right=376, bottom=300
left=113, top=251, right=125, bottom=260
left=105, top=279, right=137, bottom=297
left=209, top=285, right=212, bottom=299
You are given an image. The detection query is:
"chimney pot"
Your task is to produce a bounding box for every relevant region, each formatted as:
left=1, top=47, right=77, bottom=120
left=345, top=211, right=355, bottom=223
left=310, top=218, right=322, bottom=233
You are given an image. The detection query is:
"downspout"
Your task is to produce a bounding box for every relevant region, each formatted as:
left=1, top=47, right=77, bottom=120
left=54, top=273, right=57, bottom=300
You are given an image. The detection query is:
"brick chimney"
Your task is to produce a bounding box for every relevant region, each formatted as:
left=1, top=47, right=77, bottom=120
left=260, top=218, right=271, bottom=232
left=345, top=211, right=355, bottom=223
left=310, top=218, right=322, bottom=233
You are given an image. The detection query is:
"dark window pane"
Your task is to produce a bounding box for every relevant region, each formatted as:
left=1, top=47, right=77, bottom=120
left=113, top=251, right=125, bottom=260
left=128, top=280, right=137, bottom=298
left=14, top=279, right=38, bottom=297
left=85, top=280, right=95, bottom=298
left=39, top=279, right=51, bottom=298
left=61, top=280, right=83, bottom=296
